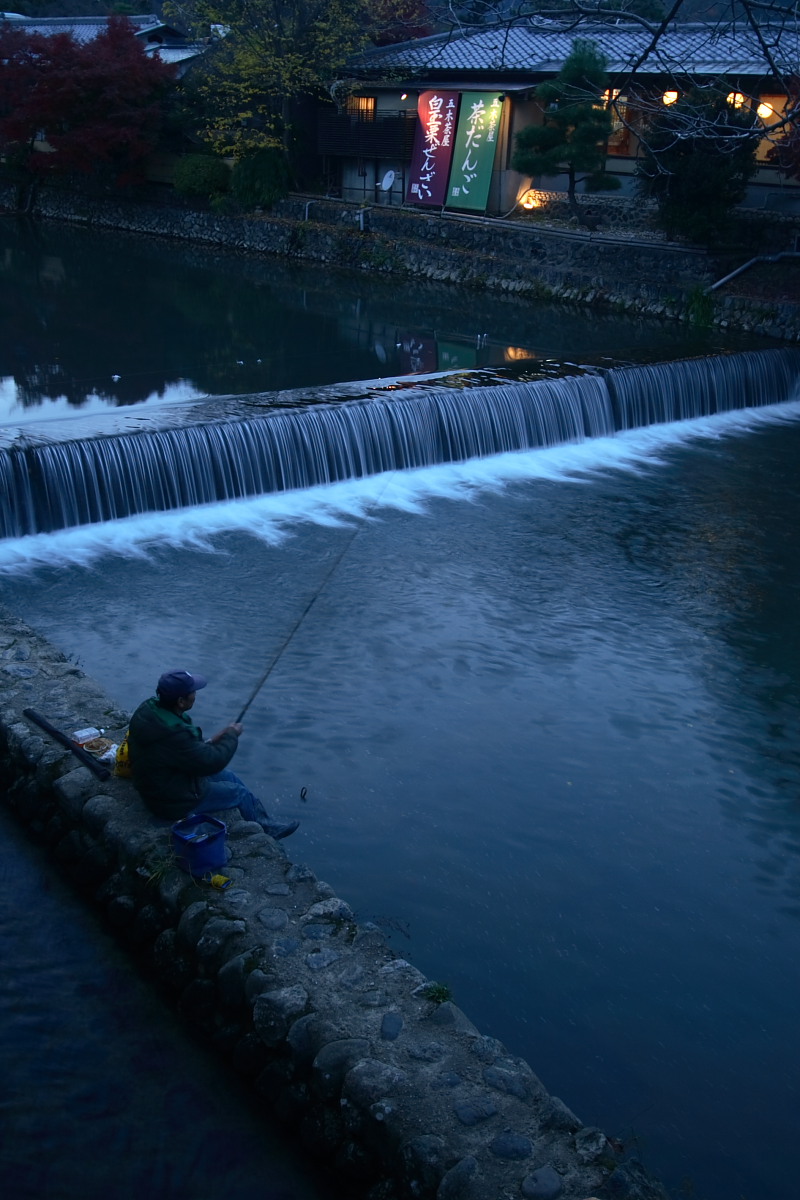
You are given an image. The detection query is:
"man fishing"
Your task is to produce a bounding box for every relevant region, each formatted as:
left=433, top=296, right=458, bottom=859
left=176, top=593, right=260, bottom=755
left=127, top=669, right=299, bottom=840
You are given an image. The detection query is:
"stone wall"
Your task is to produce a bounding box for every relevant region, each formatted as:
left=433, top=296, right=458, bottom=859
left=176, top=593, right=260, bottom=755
left=2, top=184, right=798, bottom=342
left=0, top=605, right=668, bottom=1200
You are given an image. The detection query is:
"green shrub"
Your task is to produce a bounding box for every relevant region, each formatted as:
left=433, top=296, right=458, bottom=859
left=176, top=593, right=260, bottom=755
left=584, top=171, right=622, bottom=193
left=173, top=154, right=230, bottom=200
left=231, top=147, right=292, bottom=211
left=422, top=981, right=453, bottom=1005
left=686, top=285, right=714, bottom=327
left=210, top=193, right=238, bottom=215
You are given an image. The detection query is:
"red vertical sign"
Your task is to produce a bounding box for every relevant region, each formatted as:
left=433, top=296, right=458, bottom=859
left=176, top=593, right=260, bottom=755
left=406, top=91, right=460, bottom=206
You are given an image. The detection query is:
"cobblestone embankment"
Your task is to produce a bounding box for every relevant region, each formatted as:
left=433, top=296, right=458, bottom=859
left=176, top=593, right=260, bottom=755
left=2, top=183, right=798, bottom=343
left=0, top=605, right=669, bottom=1200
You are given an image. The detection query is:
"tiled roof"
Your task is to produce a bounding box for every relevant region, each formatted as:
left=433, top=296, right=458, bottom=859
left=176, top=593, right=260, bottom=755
left=357, top=20, right=800, bottom=78
left=0, top=13, right=203, bottom=65
left=0, top=13, right=195, bottom=44
left=0, top=15, right=166, bottom=42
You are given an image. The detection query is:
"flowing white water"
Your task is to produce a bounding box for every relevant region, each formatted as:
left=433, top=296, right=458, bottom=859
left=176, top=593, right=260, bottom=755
left=3, top=398, right=800, bottom=577
left=4, top=348, right=798, bottom=538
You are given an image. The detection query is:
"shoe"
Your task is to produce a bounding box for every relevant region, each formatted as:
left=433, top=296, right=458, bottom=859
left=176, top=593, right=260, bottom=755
left=262, top=819, right=300, bottom=841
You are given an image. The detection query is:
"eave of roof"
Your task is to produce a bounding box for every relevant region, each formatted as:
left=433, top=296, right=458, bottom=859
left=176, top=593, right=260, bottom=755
left=368, top=78, right=531, bottom=93
left=145, top=45, right=202, bottom=65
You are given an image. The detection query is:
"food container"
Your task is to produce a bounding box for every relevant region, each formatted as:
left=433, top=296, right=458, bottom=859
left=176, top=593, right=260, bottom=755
left=72, top=726, right=103, bottom=745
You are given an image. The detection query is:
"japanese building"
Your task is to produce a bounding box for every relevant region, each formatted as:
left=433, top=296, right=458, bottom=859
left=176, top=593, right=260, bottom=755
left=318, top=20, right=800, bottom=216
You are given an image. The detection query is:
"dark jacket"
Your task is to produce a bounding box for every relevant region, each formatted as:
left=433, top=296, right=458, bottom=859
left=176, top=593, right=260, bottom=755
left=128, top=697, right=238, bottom=820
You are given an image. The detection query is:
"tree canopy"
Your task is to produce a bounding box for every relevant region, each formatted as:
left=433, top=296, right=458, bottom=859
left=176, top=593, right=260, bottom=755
left=165, top=0, right=430, bottom=158
left=636, top=87, right=761, bottom=241
left=0, top=16, right=177, bottom=188
left=448, top=0, right=665, bottom=25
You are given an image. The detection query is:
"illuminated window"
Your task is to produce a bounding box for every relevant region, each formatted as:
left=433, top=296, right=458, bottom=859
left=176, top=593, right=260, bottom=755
left=345, top=96, right=376, bottom=121
left=605, top=92, right=631, bottom=156
left=596, top=88, right=620, bottom=114
left=755, top=94, right=787, bottom=161
left=662, top=90, right=678, bottom=106
left=727, top=92, right=746, bottom=108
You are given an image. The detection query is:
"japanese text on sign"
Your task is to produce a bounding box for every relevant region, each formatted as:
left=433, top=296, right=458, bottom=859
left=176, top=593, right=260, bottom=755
left=445, top=93, right=503, bottom=213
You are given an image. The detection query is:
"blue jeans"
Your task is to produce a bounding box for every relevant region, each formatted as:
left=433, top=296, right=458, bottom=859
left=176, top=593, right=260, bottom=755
left=197, top=769, right=269, bottom=827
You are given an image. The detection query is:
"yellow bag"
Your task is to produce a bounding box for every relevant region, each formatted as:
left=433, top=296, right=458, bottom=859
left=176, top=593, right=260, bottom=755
left=115, top=732, right=132, bottom=778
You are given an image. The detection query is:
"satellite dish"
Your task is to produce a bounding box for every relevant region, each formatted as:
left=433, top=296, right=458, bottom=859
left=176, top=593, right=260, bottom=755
left=380, top=170, right=396, bottom=192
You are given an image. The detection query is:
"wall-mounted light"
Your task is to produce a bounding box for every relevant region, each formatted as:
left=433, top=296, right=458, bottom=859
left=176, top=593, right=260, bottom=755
left=757, top=101, right=774, bottom=120
left=400, top=93, right=408, bottom=101
left=662, top=90, right=679, bottom=106
left=726, top=92, right=746, bottom=108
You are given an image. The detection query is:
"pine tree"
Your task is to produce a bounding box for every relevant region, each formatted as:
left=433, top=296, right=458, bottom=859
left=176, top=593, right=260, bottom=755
left=511, top=39, right=619, bottom=226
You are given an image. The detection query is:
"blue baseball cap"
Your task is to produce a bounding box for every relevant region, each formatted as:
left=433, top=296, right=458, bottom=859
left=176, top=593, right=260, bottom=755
left=156, top=669, right=208, bottom=701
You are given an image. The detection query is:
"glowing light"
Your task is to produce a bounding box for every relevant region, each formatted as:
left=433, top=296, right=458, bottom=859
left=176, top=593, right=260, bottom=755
left=727, top=92, right=745, bottom=108
left=662, top=90, right=678, bottom=106
left=520, top=189, right=542, bottom=210
left=757, top=102, right=774, bottom=120
left=400, top=93, right=408, bottom=101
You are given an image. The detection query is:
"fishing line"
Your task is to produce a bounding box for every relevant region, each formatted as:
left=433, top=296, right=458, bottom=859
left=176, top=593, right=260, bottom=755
left=234, top=473, right=395, bottom=723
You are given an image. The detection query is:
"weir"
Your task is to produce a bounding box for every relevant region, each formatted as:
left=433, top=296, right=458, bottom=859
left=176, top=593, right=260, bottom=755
left=3, top=348, right=799, bottom=538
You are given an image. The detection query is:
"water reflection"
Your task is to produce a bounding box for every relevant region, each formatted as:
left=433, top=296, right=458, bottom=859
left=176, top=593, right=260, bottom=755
left=0, top=811, right=337, bottom=1200
left=0, top=220, right=774, bottom=417
left=590, top=430, right=800, bottom=937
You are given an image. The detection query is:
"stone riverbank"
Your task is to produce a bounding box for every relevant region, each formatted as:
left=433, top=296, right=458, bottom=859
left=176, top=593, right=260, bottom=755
left=2, top=182, right=799, bottom=343
left=0, top=604, right=669, bottom=1200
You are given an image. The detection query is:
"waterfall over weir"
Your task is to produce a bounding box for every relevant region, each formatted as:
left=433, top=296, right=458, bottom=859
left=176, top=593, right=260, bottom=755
left=3, top=348, right=799, bottom=539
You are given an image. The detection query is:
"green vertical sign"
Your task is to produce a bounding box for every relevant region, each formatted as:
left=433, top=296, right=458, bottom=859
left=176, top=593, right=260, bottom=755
left=445, top=93, right=502, bottom=212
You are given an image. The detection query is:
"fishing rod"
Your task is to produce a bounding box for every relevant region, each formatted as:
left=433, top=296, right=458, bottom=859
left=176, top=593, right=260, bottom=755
left=234, top=477, right=394, bottom=724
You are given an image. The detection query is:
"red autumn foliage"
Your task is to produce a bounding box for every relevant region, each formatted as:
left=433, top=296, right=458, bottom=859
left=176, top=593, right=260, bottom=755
left=0, top=16, right=177, bottom=185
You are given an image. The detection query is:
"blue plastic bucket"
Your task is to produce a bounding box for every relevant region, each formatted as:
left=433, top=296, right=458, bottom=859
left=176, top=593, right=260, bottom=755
left=171, top=814, right=227, bottom=875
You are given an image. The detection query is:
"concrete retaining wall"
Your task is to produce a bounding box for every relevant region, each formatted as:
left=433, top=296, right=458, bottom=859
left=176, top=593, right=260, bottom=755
left=0, top=604, right=669, bottom=1200
left=2, top=184, right=798, bottom=343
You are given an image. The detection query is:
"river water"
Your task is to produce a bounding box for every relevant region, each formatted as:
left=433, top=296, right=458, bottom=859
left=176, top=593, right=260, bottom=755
left=1, top=221, right=799, bottom=1200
